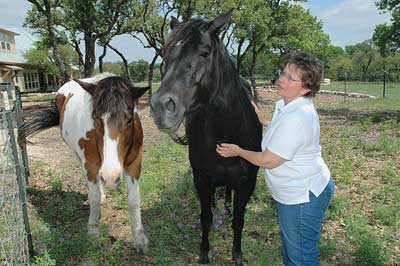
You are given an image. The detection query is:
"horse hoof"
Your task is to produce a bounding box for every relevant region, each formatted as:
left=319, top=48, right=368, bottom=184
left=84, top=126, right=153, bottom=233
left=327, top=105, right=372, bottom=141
left=87, top=225, right=100, bottom=237
left=133, top=230, right=149, bottom=254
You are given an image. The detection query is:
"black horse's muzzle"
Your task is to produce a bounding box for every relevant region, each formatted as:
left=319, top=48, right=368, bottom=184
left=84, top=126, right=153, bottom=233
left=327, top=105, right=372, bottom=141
left=150, top=92, right=184, bottom=133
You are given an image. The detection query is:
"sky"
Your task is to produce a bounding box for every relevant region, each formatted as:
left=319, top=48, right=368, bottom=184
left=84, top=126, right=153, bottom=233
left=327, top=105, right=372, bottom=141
left=0, top=0, right=392, bottom=63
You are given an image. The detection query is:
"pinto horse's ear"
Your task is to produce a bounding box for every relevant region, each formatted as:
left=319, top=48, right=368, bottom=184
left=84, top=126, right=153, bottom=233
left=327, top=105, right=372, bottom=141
left=74, top=79, right=96, bottom=96
left=131, top=86, right=150, bottom=100
left=170, top=16, right=180, bottom=30
left=207, top=10, right=232, bottom=35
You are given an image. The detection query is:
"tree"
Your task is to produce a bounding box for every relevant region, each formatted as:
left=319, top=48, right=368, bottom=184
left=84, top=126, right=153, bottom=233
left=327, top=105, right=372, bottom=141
left=25, top=0, right=70, bottom=82
left=375, top=0, right=400, bottom=52
left=128, top=59, right=150, bottom=82
left=25, top=0, right=136, bottom=78
left=24, top=42, right=79, bottom=78
left=373, top=23, right=396, bottom=56
left=345, top=40, right=378, bottom=81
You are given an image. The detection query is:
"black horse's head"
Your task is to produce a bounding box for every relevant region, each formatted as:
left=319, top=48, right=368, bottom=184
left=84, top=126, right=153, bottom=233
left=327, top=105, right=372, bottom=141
left=151, top=11, right=232, bottom=133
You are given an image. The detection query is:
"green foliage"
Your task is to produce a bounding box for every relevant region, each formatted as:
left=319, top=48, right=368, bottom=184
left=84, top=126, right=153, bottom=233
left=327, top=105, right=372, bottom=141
left=326, top=196, right=347, bottom=220
left=374, top=204, right=398, bottom=226
left=32, top=250, right=56, bottom=266
left=354, top=234, right=387, bottom=266
left=128, top=59, right=150, bottom=82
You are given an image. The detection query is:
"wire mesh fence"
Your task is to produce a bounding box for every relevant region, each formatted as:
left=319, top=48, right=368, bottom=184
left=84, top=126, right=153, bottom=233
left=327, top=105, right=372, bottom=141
left=0, top=85, right=32, bottom=265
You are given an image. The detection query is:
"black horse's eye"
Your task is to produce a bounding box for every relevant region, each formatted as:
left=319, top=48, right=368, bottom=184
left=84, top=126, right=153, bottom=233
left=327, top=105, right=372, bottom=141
left=199, top=51, right=210, bottom=58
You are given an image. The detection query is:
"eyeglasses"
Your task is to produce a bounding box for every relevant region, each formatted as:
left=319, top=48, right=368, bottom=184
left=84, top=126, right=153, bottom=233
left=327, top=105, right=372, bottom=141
left=280, top=71, right=301, bottom=82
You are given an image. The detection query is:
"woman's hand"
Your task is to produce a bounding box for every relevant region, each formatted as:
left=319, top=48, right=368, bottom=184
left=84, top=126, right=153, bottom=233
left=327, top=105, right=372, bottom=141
left=251, top=101, right=269, bottom=127
left=216, top=143, right=242, bottom=157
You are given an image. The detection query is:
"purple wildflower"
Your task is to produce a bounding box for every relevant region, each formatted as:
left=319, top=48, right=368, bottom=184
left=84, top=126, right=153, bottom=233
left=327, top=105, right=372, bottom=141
left=177, top=223, right=184, bottom=229
left=222, top=208, right=230, bottom=215
left=182, top=233, right=190, bottom=240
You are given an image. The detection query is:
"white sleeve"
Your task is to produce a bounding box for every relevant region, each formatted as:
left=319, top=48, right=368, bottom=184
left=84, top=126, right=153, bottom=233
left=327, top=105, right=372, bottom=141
left=266, top=118, right=305, bottom=160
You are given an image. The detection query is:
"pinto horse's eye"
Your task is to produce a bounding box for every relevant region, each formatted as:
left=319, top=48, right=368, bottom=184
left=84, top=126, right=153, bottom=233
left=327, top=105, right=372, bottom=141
left=127, top=117, right=134, bottom=125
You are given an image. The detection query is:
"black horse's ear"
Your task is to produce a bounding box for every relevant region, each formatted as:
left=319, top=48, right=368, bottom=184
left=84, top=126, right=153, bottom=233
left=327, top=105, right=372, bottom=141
left=170, top=17, right=180, bottom=30
left=131, top=86, right=150, bottom=100
left=74, top=79, right=96, bottom=96
left=207, top=10, right=232, bottom=35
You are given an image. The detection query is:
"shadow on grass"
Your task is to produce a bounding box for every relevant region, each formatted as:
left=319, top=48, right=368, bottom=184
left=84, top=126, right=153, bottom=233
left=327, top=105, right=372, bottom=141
left=318, top=108, right=400, bottom=124
left=27, top=183, right=159, bottom=265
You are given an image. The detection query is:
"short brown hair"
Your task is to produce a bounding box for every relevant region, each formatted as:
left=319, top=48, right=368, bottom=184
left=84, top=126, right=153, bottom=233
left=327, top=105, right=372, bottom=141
left=282, top=52, right=323, bottom=97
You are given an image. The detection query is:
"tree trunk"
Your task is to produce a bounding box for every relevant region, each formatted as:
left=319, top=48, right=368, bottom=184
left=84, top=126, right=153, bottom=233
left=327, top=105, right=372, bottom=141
left=29, top=0, right=70, bottom=83
left=98, top=44, right=108, bottom=73
left=250, top=37, right=258, bottom=102
left=107, top=43, right=132, bottom=81
left=160, top=59, right=165, bottom=79
left=83, top=33, right=96, bottom=77
left=147, top=53, right=159, bottom=105
left=236, top=40, right=243, bottom=74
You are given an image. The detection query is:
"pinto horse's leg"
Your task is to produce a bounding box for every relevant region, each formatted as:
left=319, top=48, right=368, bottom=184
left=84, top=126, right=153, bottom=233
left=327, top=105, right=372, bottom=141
left=98, top=177, right=106, bottom=203
left=87, top=179, right=101, bottom=236
left=194, top=173, right=213, bottom=266
left=232, top=178, right=257, bottom=266
left=125, top=175, right=149, bottom=254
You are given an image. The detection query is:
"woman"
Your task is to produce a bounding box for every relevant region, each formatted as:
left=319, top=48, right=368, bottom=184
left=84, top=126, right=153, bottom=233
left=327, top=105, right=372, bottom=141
left=217, top=52, right=334, bottom=266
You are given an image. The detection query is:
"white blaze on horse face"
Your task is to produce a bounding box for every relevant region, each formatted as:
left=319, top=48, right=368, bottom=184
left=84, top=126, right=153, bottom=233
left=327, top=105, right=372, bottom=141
left=99, top=113, right=122, bottom=188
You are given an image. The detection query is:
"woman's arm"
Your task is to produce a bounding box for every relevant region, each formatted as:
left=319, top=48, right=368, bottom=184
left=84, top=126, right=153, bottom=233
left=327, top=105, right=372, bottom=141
left=216, top=143, right=286, bottom=169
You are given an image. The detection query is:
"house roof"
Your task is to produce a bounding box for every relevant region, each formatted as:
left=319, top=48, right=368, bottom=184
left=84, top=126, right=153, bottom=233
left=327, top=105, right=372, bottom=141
left=0, top=27, right=37, bottom=64
left=0, top=28, right=19, bottom=36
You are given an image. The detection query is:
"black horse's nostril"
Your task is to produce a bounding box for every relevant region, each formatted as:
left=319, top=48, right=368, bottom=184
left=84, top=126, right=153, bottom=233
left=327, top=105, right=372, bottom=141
left=165, top=97, right=176, bottom=112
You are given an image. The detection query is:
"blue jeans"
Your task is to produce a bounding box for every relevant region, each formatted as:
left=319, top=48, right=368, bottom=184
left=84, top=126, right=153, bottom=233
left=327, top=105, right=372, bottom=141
left=275, top=177, right=334, bottom=266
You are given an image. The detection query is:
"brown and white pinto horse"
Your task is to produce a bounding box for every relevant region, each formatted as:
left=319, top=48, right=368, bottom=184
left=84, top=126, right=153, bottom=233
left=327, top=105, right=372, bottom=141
left=19, top=74, right=150, bottom=253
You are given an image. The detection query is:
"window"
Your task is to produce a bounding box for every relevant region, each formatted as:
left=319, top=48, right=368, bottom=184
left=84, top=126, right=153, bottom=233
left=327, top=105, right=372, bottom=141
left=0, top=33, right=13, bottom=51
left=24, top=72, right=40, bottom=91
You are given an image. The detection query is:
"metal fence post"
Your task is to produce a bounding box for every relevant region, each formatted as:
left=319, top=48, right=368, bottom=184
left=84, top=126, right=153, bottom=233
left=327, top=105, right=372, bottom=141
left=344, top=72, right=347, bottom=103
left=383, top=70, right=387, bottom=99
left=2, top=90, right=34, bottom=257
left=13, top=86, right=30, bottom=183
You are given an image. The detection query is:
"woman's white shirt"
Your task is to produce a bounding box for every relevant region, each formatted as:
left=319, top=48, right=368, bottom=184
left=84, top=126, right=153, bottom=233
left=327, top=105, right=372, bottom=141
left=261, top=96, right=331, bottom=205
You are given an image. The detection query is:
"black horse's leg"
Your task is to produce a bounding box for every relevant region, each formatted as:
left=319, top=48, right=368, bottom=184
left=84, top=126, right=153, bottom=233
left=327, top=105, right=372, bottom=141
left=225, top=185, right=232, bottom=215
left=194, top=174, right=213, bottom=265
left=232, top=178, right=256, bottom=266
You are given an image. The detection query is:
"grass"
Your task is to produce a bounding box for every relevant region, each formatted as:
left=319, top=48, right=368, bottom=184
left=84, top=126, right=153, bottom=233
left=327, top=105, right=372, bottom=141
left=322, top=81, right=400, bottom=99
left=4, top=94, right=399, bottom=265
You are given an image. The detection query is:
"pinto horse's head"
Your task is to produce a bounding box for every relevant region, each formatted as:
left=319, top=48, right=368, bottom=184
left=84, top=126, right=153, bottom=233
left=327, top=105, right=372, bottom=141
left=75, top=77, right=149, bottom=188
left=150, top=11, right=232, bottom=133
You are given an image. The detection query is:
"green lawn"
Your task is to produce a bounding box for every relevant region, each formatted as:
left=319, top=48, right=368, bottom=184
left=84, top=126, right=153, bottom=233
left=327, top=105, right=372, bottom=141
left=322, top=81, right=400, bottom=99
left=8, top=86, right=399, bottom=265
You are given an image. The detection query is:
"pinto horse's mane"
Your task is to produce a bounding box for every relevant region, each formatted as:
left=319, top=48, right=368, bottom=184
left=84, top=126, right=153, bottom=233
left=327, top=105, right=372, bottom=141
left=93, top=76, right=135, bottom=127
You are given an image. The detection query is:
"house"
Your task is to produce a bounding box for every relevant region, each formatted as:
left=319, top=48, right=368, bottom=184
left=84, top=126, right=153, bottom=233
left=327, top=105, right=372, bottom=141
left=0, top=27, right=61, bottom=92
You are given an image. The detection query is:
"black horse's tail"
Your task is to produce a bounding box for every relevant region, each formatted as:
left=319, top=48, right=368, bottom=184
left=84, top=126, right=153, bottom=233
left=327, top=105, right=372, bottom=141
left=18, top=101, right=60, bottom=144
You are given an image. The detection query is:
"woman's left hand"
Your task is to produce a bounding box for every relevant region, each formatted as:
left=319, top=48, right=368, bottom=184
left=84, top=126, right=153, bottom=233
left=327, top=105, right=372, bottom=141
left=216, top=143, right=242, bottom=157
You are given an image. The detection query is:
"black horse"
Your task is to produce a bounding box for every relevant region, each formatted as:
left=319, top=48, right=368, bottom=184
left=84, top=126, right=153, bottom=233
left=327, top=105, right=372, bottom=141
left=150, top=11, right=262, bottom=266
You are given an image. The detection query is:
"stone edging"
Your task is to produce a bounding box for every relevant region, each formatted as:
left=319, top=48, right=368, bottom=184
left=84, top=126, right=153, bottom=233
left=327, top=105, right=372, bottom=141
left=319, top=90, right=377, bottom=99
